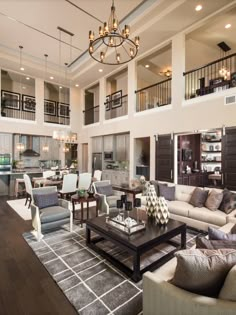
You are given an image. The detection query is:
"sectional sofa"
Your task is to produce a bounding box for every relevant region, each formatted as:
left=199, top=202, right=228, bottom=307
left=139, top=181, right=236, bottom=231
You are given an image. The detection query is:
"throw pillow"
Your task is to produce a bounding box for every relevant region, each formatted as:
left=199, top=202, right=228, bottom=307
left=34, top=192, right=59, bottom=209
left=158, top=184, right=175, bottom=201
left=219, top=188, right=236, bottom=214
left=208, top=226, right=236, bottom=241
left=170, top=248, right=236, bottom=297
left=196, top=237, right=236, bottom=250
left=205, top=190, right=223, bottom=211
left=219, top=265, right=236, bottom=301
left=96, top=184, right=113, bottom=196
left=189, top=187, right=209, bottom=207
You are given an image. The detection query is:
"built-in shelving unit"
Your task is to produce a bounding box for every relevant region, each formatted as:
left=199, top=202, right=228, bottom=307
left=201, top=130, right=222, bottom=172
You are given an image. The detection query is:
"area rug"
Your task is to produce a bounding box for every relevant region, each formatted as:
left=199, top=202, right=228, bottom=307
left=7, top=198, right=96, bottom=221
left=23, top=224, right=205, bottom=315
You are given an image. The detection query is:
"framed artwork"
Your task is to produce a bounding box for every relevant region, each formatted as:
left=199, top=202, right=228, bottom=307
left=231, top=72, right=236, bottom=87
left=182, top=149, right=192, bottom=161
left=22, top=95, right=36, bottom=112
left=111, top=90, right=122, bottom=108
left=105, top=95, right=111, bottom=111
left=44, top=99, right=56, bottom=116
left=1, top=90, right=20, bottom=109
left=58, top=102, right=70, bottom=118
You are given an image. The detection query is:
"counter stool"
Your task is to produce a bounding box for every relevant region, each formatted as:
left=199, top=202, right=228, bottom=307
left=15, top=178, right=26, bottom=197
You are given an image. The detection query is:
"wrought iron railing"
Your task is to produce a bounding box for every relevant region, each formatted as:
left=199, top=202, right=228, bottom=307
left=44, top=100, right=70, bottom=125
left=135, top=78, right=172, bottom=112
left=1, top=96, right=35, bottom=121
left=104, top=94, right=128, bottom=120
left=184, top=53, right=236, bottom=100
left=83, top=105, right=99, bottom=125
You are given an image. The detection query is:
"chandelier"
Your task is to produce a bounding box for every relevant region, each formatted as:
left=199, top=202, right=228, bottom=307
left=53, top=130, right=77, bottom=143
left=88, top=0, right=140, bottom=65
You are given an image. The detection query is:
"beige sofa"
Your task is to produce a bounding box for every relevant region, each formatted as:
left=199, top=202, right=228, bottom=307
left=140, top=182, right=236, bottom=231
left=143, top=223, right=236, bottom=315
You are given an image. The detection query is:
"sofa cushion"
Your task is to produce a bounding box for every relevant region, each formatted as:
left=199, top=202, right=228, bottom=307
left=219, top=188, right=236, bottom=214
left=189, top=188, right=209, bottom=208
left=205, top=190, right=223, bottom=211
left=159, top=184, right=175, bottom=201
left=96, top=184, right=113, bottom=196
left=196, top=237, right=236, bottom=250
left=34, top=192, right=59, bottom=209
left=208, top=226, right=236, bottom=241
left=175, top=185, right=196, bottom=202
left=40, top=206, right=70, bottom=223
left=188, top=207, right=226, bottom=226
left=170, top=248, right=236, bottom=297
left=106, top=195, right=120, bottom=208
left=219, top=265, right=236, bottom=301
left=167, top=200, right=193, bottom=217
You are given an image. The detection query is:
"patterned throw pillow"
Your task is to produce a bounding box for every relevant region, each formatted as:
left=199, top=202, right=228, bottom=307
left=34, top=192, right=59, bottom=209
left=219, top=188, right=236, bottom=214
left=189, top=187, right=209, bottom=207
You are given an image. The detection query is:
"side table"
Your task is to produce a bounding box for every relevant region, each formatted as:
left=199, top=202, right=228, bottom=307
left=71, top=194, right=99, bottom=227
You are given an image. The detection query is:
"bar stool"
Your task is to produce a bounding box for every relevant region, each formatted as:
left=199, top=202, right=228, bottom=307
left=15, top=178, right=26, bottom=197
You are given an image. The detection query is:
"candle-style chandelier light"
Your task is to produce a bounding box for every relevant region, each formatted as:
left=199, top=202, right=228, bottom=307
left=88, top=0, right=140, bottom=65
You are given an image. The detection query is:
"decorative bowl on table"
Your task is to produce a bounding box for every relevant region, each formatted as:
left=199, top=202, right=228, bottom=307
left=77, top=189, right=86, bottom=197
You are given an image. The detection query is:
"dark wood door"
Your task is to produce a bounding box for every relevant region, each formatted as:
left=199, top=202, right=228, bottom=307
left=155, top=134, right=174, bottom=182
left=222, top=127, right=236, bottom=190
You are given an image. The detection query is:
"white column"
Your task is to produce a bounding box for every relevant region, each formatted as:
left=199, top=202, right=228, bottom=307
left=171, top=33, right=185, bottom=108
left=99, top=77, right=106, bottom=124
left=35, top=78, right=44, bottom=125
left=128, top=60, right=137, bottom=117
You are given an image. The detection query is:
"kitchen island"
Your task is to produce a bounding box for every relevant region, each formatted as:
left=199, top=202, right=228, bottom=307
left=0, top=169, right=43, bottom=197
left=102, top=169, right=129, bottom=186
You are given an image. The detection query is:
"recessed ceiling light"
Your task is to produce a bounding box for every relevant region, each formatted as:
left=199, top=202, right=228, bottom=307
left=98, top=69, right=103, bottom=72
left=195, top=4, right=202, bottom=11
left=75, top=84, right=79, bottom=87
left=26, top=77, right=30, bottom=80
left=225, top=23, right=232, bottom=29
left=145, top=64, right=150, bottom=68
left=20, top=67, right=24, bottom=71
left=50, top=76, right=54, bottom=80
left=22, top=86, right=26, bottom=89
left=59, top=86, right=62, bottom=89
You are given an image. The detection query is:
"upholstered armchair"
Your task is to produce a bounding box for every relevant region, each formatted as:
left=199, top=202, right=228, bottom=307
left=93, top=180, right=122, bottom=214
left=31, top=186, right=73, bottom=241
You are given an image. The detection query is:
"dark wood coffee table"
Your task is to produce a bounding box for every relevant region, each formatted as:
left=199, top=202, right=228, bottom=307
left=86, top=213, right=186, bottom=282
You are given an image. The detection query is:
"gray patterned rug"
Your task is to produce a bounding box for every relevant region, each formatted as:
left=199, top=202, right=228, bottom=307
left=23, top=224, right=205, bottom=315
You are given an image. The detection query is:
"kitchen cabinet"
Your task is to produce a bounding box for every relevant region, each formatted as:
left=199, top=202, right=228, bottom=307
left=103, top=135, right=114, bottom=152
left=115, top=133, right=130, bottom=161
left=92, top=136, right=103, bottom=153
left=0, top=133, right=12, bottom=154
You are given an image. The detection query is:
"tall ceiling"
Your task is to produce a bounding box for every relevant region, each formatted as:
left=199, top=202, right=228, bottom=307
left=0, top=0, right=235, bottom=88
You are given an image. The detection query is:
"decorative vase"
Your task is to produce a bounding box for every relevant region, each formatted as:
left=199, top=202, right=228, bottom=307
left=145, top=184, right=158, bottom=217
left=155, top=196, right=170, bottom=225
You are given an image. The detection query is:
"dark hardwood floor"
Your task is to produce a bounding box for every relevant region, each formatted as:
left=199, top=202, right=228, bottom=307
left=0, top=196, right=78, bottom=315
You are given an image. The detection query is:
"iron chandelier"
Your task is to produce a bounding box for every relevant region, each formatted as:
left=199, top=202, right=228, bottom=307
left=88, top=0, right=140, bottom=65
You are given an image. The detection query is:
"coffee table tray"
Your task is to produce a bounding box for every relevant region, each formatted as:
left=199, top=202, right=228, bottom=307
left=106, top=214, right=145, bottom=235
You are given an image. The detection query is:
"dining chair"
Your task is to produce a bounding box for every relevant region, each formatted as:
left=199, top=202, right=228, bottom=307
left=78, top=173, right=92, bottom=190
left=59, top=173, right=78, bottom=199
left=93, top=170, right=102, bottom=181
left=43, top=170, right=56, bottom=178
left=23, top=174, right=33, bottom=208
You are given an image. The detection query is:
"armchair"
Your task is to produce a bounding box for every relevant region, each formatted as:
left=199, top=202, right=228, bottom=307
left=31, top=186, right=73, bottom=241
left=93, top=180, right=123, bottom=214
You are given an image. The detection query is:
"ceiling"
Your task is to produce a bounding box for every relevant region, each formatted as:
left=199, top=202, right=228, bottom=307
left=0, top=0, right=235, bottom=88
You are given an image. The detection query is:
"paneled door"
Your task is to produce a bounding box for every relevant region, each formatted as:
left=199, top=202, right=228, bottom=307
left=222, top=127, right=236, bottom=190
left=155, top=134, right=174, bottom=182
